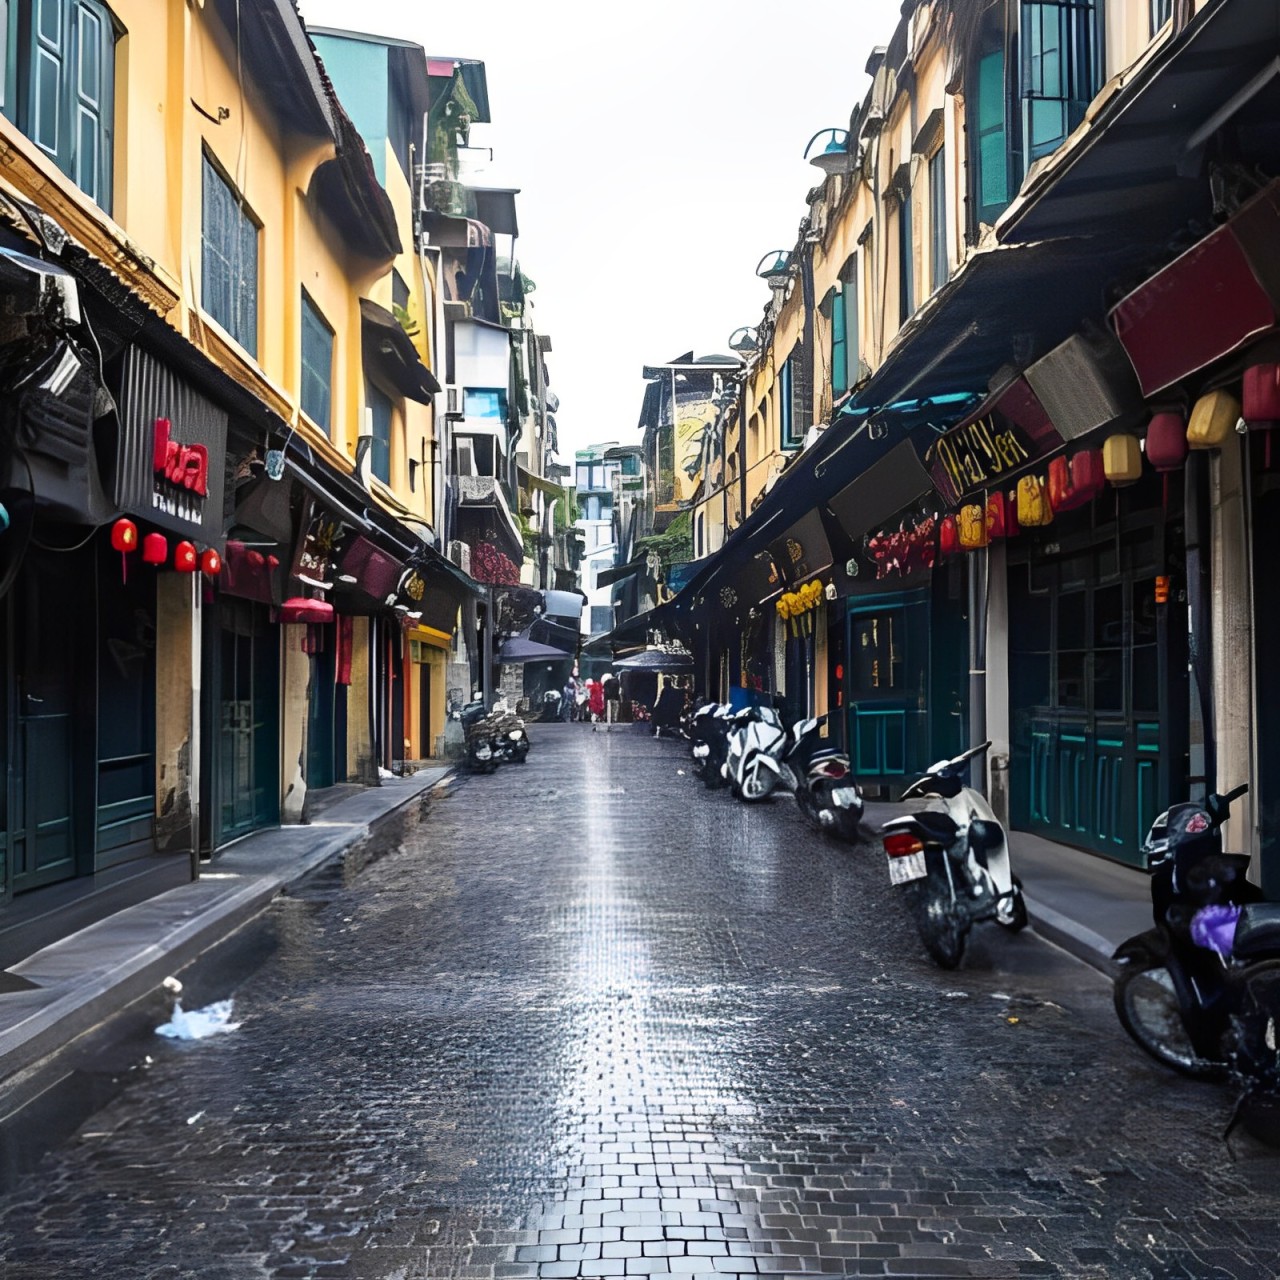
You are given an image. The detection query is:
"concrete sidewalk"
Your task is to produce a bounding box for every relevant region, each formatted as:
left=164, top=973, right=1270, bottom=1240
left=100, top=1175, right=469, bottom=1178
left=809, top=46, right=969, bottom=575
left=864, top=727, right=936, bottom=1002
left=863, top=800, right=1152, bottom=976
left=0, top=767, right=451, bottom=1091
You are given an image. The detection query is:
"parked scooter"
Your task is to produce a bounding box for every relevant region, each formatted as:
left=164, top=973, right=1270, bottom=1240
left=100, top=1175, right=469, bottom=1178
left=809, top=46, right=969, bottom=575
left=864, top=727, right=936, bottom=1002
left=690, top=702, right=734, bottom=789
left=1111, top=783, right=1280, bottom=1086
left=786, top=721, right=864, bottom=843
left=723, top=705, right=789, bottom=800
left=881, top=742, right=1026, bottom=968
left=454, top=696, right=498, bottom=774
left=538, top=690, right=563, bottom=723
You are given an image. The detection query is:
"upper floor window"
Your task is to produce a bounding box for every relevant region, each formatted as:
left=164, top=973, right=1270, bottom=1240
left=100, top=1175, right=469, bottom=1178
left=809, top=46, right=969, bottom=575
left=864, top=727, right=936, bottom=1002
left=202, top=153, right=259, bottom=356
left=897, top=189, right=915, bottom=325
left=779, top=356, right=803, bottom=451
left=464, top=387, right=506, bottom=420
left=366, top=381, right=392, bottom=486
left=825, top=289, right=846, bottom=400
left=929, top=147, right=949, bottom=293
left=973, top=37, right=1010, bottom=228
left=12, top=0, right=117, bottom=210
left=300, top=292, right=334, bottom=433
left=1150, top=0, right=1172, bottom=34
left=1021, top=0, right=1102, bottom=162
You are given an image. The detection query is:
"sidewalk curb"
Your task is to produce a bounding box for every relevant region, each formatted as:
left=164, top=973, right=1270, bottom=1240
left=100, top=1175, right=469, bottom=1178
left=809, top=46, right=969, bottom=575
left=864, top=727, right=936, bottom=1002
left=1025, top=894, right=1120, bottom=980
left=0, top=769, right=452, bottom=1093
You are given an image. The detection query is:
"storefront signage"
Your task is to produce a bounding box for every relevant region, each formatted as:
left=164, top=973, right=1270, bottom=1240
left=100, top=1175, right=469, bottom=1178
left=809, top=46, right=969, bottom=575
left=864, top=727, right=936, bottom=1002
left=117, top=346, right=227, bottom=543
left=293, top=505, right=343, bottom=589
left=927, top=416, right=1037, bottom=507
left=767, top=509, right=832, bottom=587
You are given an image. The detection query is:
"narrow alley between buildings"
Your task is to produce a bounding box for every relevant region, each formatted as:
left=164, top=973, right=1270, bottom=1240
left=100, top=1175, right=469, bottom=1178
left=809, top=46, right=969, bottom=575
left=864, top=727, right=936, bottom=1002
left=0, top=724, right=1277, bottom=1280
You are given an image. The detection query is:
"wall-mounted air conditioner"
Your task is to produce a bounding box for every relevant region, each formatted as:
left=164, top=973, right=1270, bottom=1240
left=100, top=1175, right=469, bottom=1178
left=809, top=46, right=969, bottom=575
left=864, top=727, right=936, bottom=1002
left=447, top=541, right=471, bottom=575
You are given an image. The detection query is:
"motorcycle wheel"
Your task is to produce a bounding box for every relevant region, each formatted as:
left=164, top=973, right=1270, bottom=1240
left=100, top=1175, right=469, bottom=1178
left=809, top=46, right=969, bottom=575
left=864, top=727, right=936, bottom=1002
left=1112, top=961, right=1226, bottom=1079
left=740, top=767, right=773, bottom=802
left=996, top=878, right=1029, bottom=932
left=902, top=880, right=967, bottom=969
left=830, top=808, right=864, bottom=846
left=794, top=787, right=822, bottom=830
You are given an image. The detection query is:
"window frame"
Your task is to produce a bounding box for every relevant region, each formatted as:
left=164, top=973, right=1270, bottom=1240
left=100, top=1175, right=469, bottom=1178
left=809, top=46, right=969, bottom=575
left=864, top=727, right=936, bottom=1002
left=13, top=0, right=118, bottom=211
left=300, top=290, right=334, bottom=434
left=928, top=146, right=948, bottom=294
left=779, top=355, right=803, bottom=452
left=201, top=149, right=260, bottom=357
left=1149, top=0, right=1173, bottom=36
left=972, top=40, right=1011, bottom=229
left=841, top=257, right=861, bottom=390
left=1020, top=0, right=1103, bottom=163
left=366, top=378, right=393, bottom=487
left=897, top=187, right=915, bottom=325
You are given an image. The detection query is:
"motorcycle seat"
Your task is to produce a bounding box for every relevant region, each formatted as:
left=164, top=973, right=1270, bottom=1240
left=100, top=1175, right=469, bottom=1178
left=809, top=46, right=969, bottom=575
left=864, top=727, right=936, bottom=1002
left=893, top=810, right=958, bottom=845
left=1233, top=904, right=1280, bottom=958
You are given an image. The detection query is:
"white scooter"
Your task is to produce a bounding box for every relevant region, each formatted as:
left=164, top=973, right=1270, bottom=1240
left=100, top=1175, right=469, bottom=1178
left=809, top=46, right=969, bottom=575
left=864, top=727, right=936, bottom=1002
left=724, top=707, right=819, bottom=803
left=880, top=742, right=1026, bottom=968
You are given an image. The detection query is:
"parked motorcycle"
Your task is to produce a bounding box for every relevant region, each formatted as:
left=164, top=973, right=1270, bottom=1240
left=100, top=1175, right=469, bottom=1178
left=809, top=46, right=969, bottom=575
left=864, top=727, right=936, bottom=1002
left=723, top=705, right=787, bottom=800
left=1111, top=783, right=1280, bottom=1087
left=538, top=690, right=563, bottom=722
left=453, top=697, right=530, bottom=772
left=786, top=721, right=864, bottom=843
left=689, top=702, right=733, bottom=789
left=881, top=741, right=1026, bottom=968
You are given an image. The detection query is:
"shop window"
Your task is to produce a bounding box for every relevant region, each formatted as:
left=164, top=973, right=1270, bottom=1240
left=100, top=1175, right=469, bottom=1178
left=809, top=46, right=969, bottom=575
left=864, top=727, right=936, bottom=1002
left=850, top=610, right=904, bottom=696
left=366, top=381, right=393, bottom=486
left=300, top=292, right=333, bottom=433
left=12, top=0, right=117, bottom=210
left=1021, top=0, right=1102, bottom=162
left=202, top=152, right=259, bottom=356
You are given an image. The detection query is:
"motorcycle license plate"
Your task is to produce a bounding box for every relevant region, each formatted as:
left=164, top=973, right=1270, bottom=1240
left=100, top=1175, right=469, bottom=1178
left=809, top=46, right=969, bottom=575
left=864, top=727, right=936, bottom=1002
left=887, top=851, right=927, bottom=884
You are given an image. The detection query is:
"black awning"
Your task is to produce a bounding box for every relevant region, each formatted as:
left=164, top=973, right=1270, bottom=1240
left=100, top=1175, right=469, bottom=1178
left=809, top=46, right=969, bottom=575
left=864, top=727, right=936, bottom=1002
left=597, top=556, right=645, bottom=588
left=597, top=604, right=670, bottom=647
left=360, top=299, right=442, bottom=403
left=471, top=188, right=520, bottom=237
left=827, top=439, right=936, bottom=543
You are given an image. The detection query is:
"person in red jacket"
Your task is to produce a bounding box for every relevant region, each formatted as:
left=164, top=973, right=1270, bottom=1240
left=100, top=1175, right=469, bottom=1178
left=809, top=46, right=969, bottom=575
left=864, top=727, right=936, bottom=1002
left=587, top=678, right=605, bottom=728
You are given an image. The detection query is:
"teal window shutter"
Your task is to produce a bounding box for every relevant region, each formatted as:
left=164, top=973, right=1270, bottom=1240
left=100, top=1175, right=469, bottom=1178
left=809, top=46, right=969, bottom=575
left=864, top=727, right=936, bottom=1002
left=367, top=381, right=392, bottom=485
left=24, top=0, right=114, bottom=210
left=1021, top=1, right=1101, bottom=162
left=830, top=290, right=847, bottom=398
left=976, top=48, right=1009, bottom=221
left=929, top=147, right=948, bottom=292
left=301, top=293, right=334, bottom=434
left=841, top=263, right=860, bottom=390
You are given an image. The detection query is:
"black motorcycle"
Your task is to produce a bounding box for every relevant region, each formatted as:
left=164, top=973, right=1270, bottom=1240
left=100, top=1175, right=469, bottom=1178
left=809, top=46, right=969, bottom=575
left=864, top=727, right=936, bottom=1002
left=455, top=699, right=499, bottom=774
left=784, top=718, right=863, bottom=843
left=689, top=702, right=733, bottom=790
left=1112, top=784, right=1280, bottom=1109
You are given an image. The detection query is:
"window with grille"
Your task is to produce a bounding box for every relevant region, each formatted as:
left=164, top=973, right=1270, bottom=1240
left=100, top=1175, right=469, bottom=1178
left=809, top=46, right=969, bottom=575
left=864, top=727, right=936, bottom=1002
left=1021, top=0, right=1102, bottom=162
left=301, top=292, right=334, bottom=433
left=202, top=153, right=259, bottom=356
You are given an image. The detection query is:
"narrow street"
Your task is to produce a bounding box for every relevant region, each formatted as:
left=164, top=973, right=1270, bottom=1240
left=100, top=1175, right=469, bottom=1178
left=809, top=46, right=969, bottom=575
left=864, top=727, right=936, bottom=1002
left=0, top=726, right=1276, bottom=1280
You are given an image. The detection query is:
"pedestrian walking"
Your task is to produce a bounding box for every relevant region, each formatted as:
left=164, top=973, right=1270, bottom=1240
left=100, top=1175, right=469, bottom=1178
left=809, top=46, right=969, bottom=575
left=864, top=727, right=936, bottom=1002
left=561, top=677, right=576, bottom=722
left=587, top=678, right=605, bottom=728
left=602, top=670, right=620, bottom=730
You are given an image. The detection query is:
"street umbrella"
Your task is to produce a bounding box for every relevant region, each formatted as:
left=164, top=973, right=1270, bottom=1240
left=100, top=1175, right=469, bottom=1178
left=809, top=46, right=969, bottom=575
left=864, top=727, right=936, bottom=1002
left=614, top=647, right=694, bottom=673
left=499, top=633, right=574, bottom=664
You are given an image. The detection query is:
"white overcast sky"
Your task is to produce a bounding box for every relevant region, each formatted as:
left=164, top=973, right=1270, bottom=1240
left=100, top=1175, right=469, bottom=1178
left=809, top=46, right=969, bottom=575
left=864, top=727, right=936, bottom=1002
left=299, top=0, right=903, bottom=458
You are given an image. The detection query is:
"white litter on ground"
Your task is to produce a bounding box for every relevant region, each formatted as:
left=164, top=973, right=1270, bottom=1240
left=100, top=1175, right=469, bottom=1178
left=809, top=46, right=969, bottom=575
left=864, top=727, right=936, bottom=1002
left=378, top=766, right=394, bottom=779
left=162, top=976, right=183, bottom=994
left=156, top=999, right=242, bottom=1040
left=187, top=1111, right=205, bottom=1125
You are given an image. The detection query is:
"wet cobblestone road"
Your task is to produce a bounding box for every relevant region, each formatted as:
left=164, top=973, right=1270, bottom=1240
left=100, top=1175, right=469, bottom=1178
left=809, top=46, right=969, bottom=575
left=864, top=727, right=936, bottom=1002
left=2, top=724, right=1280, bottom=1279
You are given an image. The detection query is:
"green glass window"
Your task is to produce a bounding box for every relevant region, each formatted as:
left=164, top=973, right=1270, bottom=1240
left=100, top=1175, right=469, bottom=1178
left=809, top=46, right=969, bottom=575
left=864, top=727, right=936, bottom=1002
left=830, top=289, right=847, bottom=398
left=929, top=148, right=948, bottom=292
left=976, top=48, right=1009, bottom=222
left=367, top=381, right=392, bottom=486
left=1021, top=0, right=1101, bottom=161
left=841, top=260, right=860, bottom=390
left=15, top=0, right=116, bottom=210
left=202, top=154, right=259, bottom=356
left=301, top=293, right=334, bottom=433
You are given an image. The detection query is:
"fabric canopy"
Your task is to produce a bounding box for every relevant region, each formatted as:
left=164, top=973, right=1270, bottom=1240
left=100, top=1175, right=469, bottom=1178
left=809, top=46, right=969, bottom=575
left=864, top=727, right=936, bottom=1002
left=615, top=647, right=694, bottom=673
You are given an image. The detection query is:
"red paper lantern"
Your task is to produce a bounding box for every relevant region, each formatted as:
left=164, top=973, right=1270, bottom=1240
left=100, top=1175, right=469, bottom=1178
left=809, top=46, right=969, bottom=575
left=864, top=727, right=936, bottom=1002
left=174, top=540, right=197, bottom=572
left=266, top=554, right=281, bottom=569
left=985, top=490, right=1018, bottom=540
left=246, top=549, right=265, bottom=567
left=939, top=515, right=959, bottom=557
left=1145, top=412, right=1189, bottom=472
left=1048, top=449, right=1104, bottom=511
left=201, top=549, right=222, bottom=575
left=1244, top=363, right=1280, bottom=425
left=111, top=518, right=137, bottom=552
left=142, top=532, right=168, bottom=565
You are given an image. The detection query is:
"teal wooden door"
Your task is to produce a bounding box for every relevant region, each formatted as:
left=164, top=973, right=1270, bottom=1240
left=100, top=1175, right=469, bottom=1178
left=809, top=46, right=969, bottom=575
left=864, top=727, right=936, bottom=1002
left=10, top=552, right=83, bottom=892
left=1010, top=539, right=1165, bottom=866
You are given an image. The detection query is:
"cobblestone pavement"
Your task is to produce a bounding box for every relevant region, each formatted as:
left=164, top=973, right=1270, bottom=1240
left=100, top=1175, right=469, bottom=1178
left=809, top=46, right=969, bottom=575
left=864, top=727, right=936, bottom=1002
left=1, top=724, right=1279, bottom=1280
